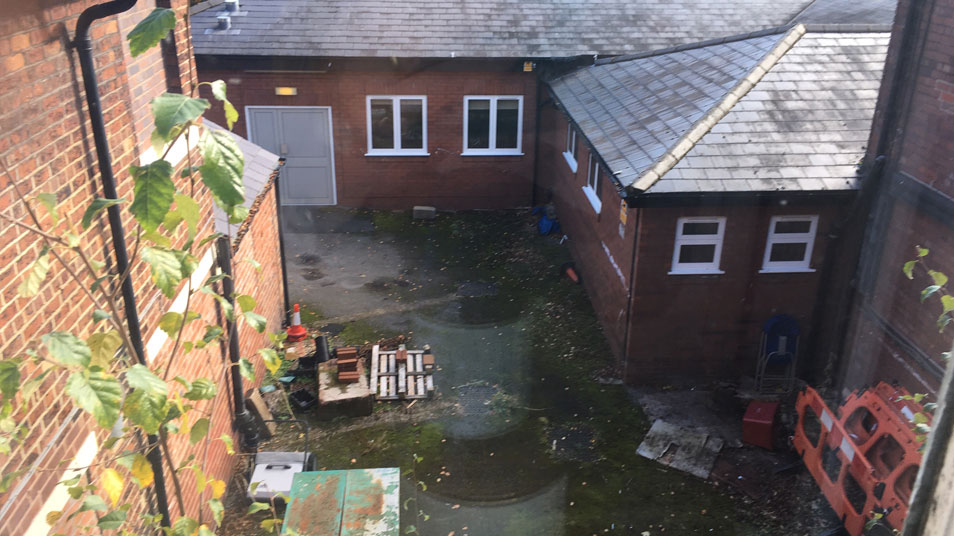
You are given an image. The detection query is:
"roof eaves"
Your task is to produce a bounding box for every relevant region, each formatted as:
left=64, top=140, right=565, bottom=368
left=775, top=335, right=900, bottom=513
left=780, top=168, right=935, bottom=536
left=631, top=23, right=808, bottom=193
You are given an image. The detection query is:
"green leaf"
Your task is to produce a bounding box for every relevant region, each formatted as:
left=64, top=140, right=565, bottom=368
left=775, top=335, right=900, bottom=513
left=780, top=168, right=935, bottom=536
left=903, top=260, right=917, bottom=280
left=126, top=364, right=168, bottom=399
left=238, top=358, right=255, bottom=382
left=175, top=193, right=201, bottom=239
left=199, top=525, right=216, bottom=536
left=123, top=389, right=169, bottom=435
left=170, top=516, right=199, bottom=536
left=81, top=198, right=124, bottom=229
left=66, top=370, right=122, bottom=429
left=219, top=433, right=235, bottom=455
left=184, top=378, right=217, bottom=401
left=190, top=418, right=210, bottom=444
left=129, top=160, right=175, bottom=233
left=79, top=494, right=109, bottom=512
left=18, top=247, right=51, bottom=298
left=259, top=348, right=282, bottom=375
left=921, top=285, right=941, bottom=303
left=131, top=453, right=154, bottom=488
left=141, top=246, right=183, bottom=298
left=209, top=80, right=239, bottom=130
left=0, top=360, right=21, bottom=400
left=192, top=465, right=207, bottom=492
left=209, top=497, right=225, bottom=524
left=97, top=509, right=127, bottom=530
left=35, top=193, right=59, bottom=225
left=199, top=128, right=245, bottom=211
left=938, top=313, right=952, bottom=332
left=87, top=331, right=122, bottom=369
left=242, top=257, right=262, bottom=273
left=228, top=204, right=249, bottom=224
left=42, top=331, right=92, bottom=368
left=159, top=312, right=184, bottom=338
left=929, top=270, right=948, bottom=287
left=126, top=8, right=176, bottom=57
left=152, top=93, right=209, bottom=141
left=92, top=310, right=110, bottom=323
left=235, top=294, right=256, bottom=314
left=244, top=312, right=267, bottom=333
left=202, top=325, right=224, bottom=345
left=248, top=502, right=270, bottom=514
left=261, top=518, right=281, bottom=531
left=175, top=250, right=198, bottom=279
left=917, top=246, right=930, bottom=258
left=942, top=295, right=954, bottom=314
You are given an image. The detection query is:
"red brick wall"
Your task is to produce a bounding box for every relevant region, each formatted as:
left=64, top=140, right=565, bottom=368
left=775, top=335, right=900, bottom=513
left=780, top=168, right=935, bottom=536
left=199, top=62, right=538, bottom=210
left=627, top=204, right=844, bottom=381
left=536, top=103, right=637, bottom=358
left=0, top=1, right=282, bottom=532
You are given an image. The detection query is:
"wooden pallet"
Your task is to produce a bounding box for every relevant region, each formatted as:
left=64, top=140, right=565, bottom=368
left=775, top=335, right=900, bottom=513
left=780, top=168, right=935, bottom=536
left=370, top=344, right=434, bottom=400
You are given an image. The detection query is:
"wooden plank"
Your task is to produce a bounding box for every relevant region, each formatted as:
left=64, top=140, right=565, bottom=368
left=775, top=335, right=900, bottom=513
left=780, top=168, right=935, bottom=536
left=417, top=376, right=425, bottom=397
left=370, top=345, right=379, bottom=396
left=426, top=374, right=434, bottom=393
left=398, top=363, right=406, bottom=394
left=415, top=353, right=423, bottom=372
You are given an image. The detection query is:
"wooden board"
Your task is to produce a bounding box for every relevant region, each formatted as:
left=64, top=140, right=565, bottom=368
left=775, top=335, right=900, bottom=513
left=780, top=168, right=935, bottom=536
left=281, top=468, right=399, bottom=535
left=370, top=346, right=434, bottom=400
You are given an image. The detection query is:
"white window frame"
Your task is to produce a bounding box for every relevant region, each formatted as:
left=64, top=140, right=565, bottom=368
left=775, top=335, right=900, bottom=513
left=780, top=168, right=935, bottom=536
left=461, top=96, right=524, bottom=156
left=582, top=153, right=602, bottom=214
left=669, top=217, right=727, bottom=275
left=563, top=123, right=578, bottom=172
left=760, top=215, right=818, bottom=273
left=365, top=95, right=428, bottom=156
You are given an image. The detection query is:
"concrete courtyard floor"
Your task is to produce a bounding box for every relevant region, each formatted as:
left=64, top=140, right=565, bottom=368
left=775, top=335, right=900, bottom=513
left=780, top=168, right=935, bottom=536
left=230, top=207, right=838, bottom=536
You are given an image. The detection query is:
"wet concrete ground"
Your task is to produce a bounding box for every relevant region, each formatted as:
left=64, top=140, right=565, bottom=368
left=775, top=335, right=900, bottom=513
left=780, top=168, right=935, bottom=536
left=263, top=207, right=833, bottom=536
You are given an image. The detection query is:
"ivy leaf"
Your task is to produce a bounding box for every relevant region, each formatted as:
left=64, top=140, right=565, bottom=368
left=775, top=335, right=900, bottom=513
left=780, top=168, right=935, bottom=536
left=100, top=468, right=123, bottom=506
left=248, top=502, right=270, bottom=514
left=67, top=370, right=122, bottom=428
left=97, top=509, right=127, bottom=530
left=903, top=260, right=917, bottom=280
left=152, top=93, right=210, bottom=141
left=42, top=331, right=92, bottom=368
left=184, top=378, right=217, bottom=401
left=239, top=358, right=255, bottom=382
left=141, top=246, right=183, bottom=298
left=130, top=160, right=175, bottom=233
left=0, top=360, right=21, bottom=400
left=199, top=128, right=245, bottom=211
left=929, top=270, right=948, bottom=287
left=209, top=497, right=225, bottom=525
left=259, top=348, right=282, bottom=375
left=87, top=331, right=122, bottom=369
left=18, top=247, right=51, bottom=298
left=35, top=193, right=59, bottom=225
left=126, top=364, right=168, bottom=399
left=81, top=198, right=124, bottom=229
left=131, top=453, right=154, bottom=488
left=127, top=8, right=176, bottom=57
left=244, top=312, right=267, bottom=333
left=209, top=80, right=239, bottom=130
left=123, top=388, right=168, bottom=435
left=219, top=434, right=235, bottom=456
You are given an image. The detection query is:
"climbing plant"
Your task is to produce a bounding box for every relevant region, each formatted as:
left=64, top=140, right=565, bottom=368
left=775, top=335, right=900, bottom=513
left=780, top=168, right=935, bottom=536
left=0, top=8, right=288, bottom=535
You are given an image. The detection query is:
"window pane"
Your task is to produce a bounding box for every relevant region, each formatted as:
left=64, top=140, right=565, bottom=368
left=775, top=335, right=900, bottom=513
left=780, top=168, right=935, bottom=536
left=775, top=220, right=812, bottom=234
left=495, top=99, right=519, bottom=149
left=467, top=99, right=490, bottom=149
left=370, top=99, right=394, bottom=149
left=679, top=244, right=716, bottom=263
left=769, top=242, right=808, bottom=262
left=400, top=100, right=423, bottom=149
left=682, top=222, right=719, bottom=235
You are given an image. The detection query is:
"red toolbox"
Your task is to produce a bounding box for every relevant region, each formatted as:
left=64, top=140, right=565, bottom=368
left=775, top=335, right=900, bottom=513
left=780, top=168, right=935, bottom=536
left=742, top=400, right=778, bottom=450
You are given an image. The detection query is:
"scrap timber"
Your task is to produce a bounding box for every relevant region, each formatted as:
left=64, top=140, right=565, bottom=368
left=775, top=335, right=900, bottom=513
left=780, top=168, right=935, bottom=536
left=370, top=344, right=435, bottom=400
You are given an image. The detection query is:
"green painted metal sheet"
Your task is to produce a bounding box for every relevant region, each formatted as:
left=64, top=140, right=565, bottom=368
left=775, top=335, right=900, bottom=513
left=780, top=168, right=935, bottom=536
left=282, top=468, right=400, bottom=536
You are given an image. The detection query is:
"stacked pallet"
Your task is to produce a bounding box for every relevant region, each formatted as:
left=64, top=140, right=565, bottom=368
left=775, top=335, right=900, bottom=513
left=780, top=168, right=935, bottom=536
left=371, top=344, right=435, bottom=400
left=336, top=346, right=360, bottom=383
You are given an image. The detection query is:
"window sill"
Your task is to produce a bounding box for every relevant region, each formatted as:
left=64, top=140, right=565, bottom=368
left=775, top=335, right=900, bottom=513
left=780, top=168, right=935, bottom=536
left=460, top=150, right=524, bottom=157
left=365, top=151, right=430, bottom=157
left=563, top=151, right=578, bottom=173
left=667, top=268, right=725, bottom=276
left=759, top=267, right=816, bottom=274
left=582, top=185, right=601, bottom=214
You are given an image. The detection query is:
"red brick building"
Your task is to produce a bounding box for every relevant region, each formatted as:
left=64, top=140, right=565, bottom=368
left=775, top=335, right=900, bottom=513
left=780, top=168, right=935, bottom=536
left=538, top=25, right=891, bottom=382
left=0, top=0, right=283, bottom=532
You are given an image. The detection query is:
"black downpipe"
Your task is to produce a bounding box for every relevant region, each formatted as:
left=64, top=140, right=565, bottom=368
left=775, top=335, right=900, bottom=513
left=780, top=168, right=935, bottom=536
left=71, top=0, right=171, bottom=526
left=215, top=237, right=260, bottom=450
left=272, top=160, right=291, bottom=325
left=620, top=205, right=640, bottom=383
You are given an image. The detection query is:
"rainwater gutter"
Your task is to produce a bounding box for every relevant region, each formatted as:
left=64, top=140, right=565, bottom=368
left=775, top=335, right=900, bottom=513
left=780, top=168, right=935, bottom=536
left=71, top=0, right=172, bottom=526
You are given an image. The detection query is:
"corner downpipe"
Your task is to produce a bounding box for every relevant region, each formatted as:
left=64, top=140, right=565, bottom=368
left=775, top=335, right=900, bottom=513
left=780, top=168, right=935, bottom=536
left=71, top=0, right=172, bottom=526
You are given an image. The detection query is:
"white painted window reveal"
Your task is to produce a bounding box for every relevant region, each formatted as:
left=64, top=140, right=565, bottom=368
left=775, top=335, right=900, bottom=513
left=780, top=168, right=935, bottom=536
left=563, top=123, right=578, bottom=172
left=582, top=153, right=602, bottom=213
left=462, top=96, right=523, bottom=155
left=366, top=96, right=428, bottom=156
left=669, top=217, right=726, bottom=275
left=760, top=215, right=818, bottom=273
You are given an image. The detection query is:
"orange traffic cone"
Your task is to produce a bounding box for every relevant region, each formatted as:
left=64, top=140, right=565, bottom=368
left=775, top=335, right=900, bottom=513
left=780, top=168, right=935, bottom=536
left=286, top=304, right=308, bottom=342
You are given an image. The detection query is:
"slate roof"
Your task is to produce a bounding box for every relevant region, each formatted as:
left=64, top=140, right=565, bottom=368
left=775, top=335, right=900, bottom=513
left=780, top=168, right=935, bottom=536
left=206, top=121, right=281, bottom=234
left=192, top=0, right=831, bottom=58
left=548, top=27, right=890, bottom=194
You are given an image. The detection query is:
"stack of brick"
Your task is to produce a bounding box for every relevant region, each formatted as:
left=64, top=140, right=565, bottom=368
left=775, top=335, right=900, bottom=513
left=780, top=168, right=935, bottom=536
left=336, top=346, right=360, bottom=383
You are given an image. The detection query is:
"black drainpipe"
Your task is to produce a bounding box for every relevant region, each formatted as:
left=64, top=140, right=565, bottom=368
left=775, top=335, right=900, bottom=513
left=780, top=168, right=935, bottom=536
left=71, top=0, right=171, bottom=527
left=272, top=158, right=291, bottom=325
left=215, top=237, right=260, bottom=450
